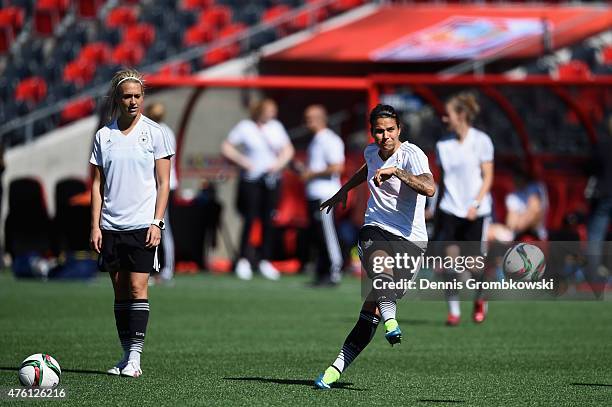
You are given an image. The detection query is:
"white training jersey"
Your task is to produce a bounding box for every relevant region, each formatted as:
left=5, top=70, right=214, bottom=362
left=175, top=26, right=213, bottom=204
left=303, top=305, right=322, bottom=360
left=363, top=141, right=431, bottom=243
left=160, top=122, right=178, bottom=191
left=226, top=119, right=291, bottom=181
left=90, top=115, right=175, bottom=231
left=505, top=182, right=548, bottom=240
left=306, top=128, right=344, bottom=201
left=436, top=127, right=494, bottom=218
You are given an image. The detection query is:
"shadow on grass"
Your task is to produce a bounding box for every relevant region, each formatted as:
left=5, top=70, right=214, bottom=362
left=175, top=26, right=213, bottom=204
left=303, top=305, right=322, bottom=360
left=223, top=377, right=365, bottom=391
left=570, top=382, right=612, bottom=388
left=339, top=317, right=440, bottom=327
left=0, top=366, right=109, bottom=376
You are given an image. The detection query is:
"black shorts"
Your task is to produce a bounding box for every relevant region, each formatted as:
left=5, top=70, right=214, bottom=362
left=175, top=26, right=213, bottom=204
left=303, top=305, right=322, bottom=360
left=433, top=210, right=486, bottom=241
left=99, top=228, right=158, bottom=274
left=432, top=210, right=488, bottom=257
left=358, top=225, right=425, bottom=281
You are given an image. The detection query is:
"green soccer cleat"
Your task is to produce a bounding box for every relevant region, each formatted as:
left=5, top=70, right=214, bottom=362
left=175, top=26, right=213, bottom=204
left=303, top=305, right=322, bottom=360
left=384, top=318, right=402, bottom=346
left=385, top=326, right=402, bottom=346
left=314, top=366, right=340, bottom=390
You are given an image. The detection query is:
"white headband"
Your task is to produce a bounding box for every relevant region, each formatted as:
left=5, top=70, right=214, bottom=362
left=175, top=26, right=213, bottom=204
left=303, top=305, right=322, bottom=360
left=117, top=76, right=143, bottom=86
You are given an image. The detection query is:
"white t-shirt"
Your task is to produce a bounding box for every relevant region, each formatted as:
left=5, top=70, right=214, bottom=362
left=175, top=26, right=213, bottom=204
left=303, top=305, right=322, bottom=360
left=90, top=115, right=175, bottom=231
left=363, top=141, right=431, bottom=243
left=506, top=182, right=548, bottom=240
left=436, top=127, right=494, bottom=218
left=160, top=122, right=178, bottom=191
left=306, top=128, right=344, bottom=201
left=226, top=119, right=291, bottom=181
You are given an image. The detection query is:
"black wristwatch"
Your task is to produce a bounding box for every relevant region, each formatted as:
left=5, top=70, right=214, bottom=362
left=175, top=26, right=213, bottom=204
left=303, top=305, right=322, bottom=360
left=151, top=219, right=165, bottom=230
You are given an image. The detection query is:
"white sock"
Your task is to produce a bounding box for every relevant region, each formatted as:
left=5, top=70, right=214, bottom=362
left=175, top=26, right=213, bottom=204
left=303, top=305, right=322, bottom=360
left=448, top=298, right=460, bottom=316
left=128, top=351, right=141, bottom=365
left=377, top=300, right=397, bottom=322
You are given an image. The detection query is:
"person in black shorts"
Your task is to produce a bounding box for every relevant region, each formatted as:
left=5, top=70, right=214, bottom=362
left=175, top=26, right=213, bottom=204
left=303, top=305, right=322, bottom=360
left=90, top=69, right=175, bottom=377
left=313, top=104, right=435, bottom=389
left=433, top=92, right=494, bottom=326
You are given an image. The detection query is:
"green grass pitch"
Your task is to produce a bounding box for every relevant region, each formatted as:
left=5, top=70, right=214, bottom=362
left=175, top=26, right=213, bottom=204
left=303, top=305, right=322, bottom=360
left=0, top=271, right=611, bottom=406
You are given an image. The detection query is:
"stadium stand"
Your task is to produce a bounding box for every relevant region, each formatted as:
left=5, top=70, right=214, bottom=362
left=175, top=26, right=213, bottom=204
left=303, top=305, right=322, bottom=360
left=0, top=0, right=368, bottom=145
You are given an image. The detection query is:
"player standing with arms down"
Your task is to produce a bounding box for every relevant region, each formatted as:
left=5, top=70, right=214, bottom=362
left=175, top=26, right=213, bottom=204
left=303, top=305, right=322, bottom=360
left=314, top=104, right=435, bottom=389
left=90, top=70, right=175, bottom=377
left=433, top=92, right=494, bottom=326
left=299, top=105, right=345, bottom=286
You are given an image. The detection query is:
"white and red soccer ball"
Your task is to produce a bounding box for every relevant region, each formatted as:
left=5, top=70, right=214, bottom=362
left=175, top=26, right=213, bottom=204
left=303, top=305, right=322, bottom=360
left=18, top=353, right=61, bottom=388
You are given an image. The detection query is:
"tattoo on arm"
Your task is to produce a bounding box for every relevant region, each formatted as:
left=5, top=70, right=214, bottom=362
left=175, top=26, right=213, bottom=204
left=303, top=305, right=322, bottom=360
left=394, top=168, right=435, bottom=197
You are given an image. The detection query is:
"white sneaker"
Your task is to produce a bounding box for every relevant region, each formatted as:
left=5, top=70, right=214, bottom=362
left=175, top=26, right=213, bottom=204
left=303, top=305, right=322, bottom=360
left=259, top=260, right=280, bottom=281
left=120, top=360, right=142, bottom=378
left=235, top=258, right=253, bottom=280
left=107, top=359, right=128, bottom=376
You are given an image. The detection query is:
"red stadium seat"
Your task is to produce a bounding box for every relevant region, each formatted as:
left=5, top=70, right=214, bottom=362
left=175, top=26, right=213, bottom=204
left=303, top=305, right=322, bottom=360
left=218, top=23, right=246, bottom=39
left=601, top=46, right=612, bottom=65
left=0, top=26, right=10, bottom=53
left=60, top=97, right=95, bottom=124
left=290, top=9, right=327, bottom=32
left=184, top=24, right=214, bottom=46
left=76, top=0, right=105, bottom=19
left=63, top=60, right=96, bottom=87
left=330, top=0, right=365, bottom=13
left=181, top=0, right=215, bottom=11
left=0, top=6, right=25, bottom=34
left=158, top=61, right=192, bottom=76
left=199, top=5, right=232, bottom=31
left=79, top=42, right=112, bottom=65
left=37, top=0, right=70, bottom=16
left=262, top=4, right=291, bottom=23
left=15, top=77, right=48, bottom=106
left=556, top=60, right=591, bottom=80
left=106, top=6, right=138, bottom=29
left=33, top=7, right=60, bottom=36
left=262, top=5, right=291, bottom=36
left=201, top=44, right=238, bottom=66
left=111, top=42, right=145, bottom=66
left=122, top=23, right=156, bottom=48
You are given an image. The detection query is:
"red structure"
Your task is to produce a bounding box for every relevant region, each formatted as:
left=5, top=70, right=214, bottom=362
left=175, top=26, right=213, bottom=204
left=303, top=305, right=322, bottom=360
left=141, top=74, right=611, bottom=234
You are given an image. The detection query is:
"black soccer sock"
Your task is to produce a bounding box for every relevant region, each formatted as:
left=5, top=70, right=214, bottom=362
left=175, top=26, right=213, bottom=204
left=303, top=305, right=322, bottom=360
left=127, top=299, right=149, bottom=364
left=113, top=300, right=130, bottom=360
left=331, top=311, right=380, bottom=373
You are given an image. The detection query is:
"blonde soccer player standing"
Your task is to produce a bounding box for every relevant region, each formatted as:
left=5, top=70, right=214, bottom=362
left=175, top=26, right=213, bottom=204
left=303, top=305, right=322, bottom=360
left=90, top=70, right=175, bottom=377
left=433, top=92, right=494, bottom=326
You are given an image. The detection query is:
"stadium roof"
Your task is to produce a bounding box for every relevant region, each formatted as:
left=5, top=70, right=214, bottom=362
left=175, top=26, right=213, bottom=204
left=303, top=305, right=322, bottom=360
left=265, top=4, right=612, bottom=64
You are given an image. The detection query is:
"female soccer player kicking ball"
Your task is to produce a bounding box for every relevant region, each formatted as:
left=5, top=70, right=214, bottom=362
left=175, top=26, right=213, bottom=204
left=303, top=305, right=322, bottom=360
left=314, top=104, right=435, bottom=389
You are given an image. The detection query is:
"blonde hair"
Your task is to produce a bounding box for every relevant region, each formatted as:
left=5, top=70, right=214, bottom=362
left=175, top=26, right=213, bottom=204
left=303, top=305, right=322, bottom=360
left=448, top=92, right=480, bottom=124
left=106, top=69, right=145, bottom=121
left=249, top=98, right=276, bottom=122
